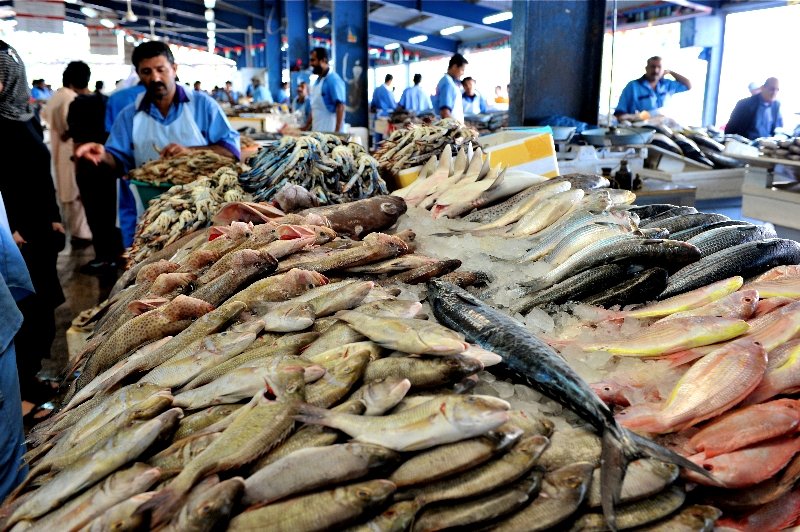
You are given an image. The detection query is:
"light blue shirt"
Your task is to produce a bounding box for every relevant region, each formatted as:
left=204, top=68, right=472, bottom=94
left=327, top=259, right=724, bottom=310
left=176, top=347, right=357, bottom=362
left=371, top=84, right=396, bottom=116
left=615, top=77, right=689, bottom=115
left=292, top=97, right=311, bottom=123
left=314, top=71, right=346, bottom=114
left=435, top=74, right=460, bottom=113
left=277, top=89, right=290, bottom=105
left=251, top=85, right=273, bottom=104
left=105, top=85, right=240, bottom=174
left=398, top=85, right=432, bottom=114
left=462, top=93, right=488, bottom=115
left=105, top=83, right=146, bottom=132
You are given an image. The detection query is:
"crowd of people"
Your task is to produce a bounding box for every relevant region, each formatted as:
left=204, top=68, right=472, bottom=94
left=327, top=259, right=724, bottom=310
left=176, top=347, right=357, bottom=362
left=370, top=53, right=510, bottom=120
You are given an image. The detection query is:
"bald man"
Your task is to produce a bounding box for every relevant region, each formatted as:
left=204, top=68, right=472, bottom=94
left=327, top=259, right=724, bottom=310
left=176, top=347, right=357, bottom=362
left=726, top=77, right=783, bottom=139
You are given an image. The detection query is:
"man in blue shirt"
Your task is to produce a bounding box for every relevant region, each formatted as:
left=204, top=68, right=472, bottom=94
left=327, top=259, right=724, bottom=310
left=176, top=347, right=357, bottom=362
left=217, top=80, right=240, bottom=105
left=75, top=42, right=240, bottom=195
left=308, top=47, right=346, bottom=133
left=435, top=53, right=468, bottom=122
left=726, top=77, right=783, bottom=140
left=461, top=77, right=488, bottom=115
left=248, top=77, right=273, bottom=104
left=614, top=56, right=691, bottom=120
left=371, top=74, right=396, bottom=118
left=398, top=73, right=432, bottom=114
left=293, top=81, right=312, bottom=128
left=30, top=79, right=51, bottom=101
left=277, top=82, right=290, bottom=105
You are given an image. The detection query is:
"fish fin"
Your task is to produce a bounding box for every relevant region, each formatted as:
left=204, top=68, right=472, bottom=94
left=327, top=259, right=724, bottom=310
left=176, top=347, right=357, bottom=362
left=137, top=487, right=187, bottom=527
left=294, top=402, right=333, bottom=427
left=600, top=428, right=630, bottom=531
left=626, top=429, right=714, bottom=479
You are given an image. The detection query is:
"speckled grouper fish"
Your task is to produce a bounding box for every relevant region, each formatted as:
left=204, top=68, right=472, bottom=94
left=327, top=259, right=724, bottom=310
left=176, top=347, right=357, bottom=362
left=427, top=279, right=711, bottom=529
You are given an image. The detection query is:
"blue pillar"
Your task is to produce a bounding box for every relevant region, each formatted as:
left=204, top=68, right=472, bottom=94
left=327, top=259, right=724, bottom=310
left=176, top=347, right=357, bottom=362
left=265, top=3, right=282, bottom=102
left=509, top=0, right=606, bottom=126
left=332, top=0, right=368, bottom=128
left=285, top=0, right=310, bottom=97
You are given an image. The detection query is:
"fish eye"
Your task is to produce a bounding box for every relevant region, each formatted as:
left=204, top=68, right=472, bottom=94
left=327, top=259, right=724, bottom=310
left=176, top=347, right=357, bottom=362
left=356, top=488, right=371, bottom=499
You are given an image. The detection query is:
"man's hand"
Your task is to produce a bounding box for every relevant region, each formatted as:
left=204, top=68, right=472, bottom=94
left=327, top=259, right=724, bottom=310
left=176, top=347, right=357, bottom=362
left=12, top=231, right=26, bottom=247
left=74, top=142, right=106, bottom=165
left=160, top=143, right=191, bottom=158
left=52, top=222, right=65, bottom=234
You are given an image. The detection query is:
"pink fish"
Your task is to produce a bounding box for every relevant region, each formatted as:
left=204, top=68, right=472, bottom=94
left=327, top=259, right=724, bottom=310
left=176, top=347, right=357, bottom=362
left=753, top=265, right=800, bottom=283
left=617, top=339, right=766, bottom=434
left=716, top=488, right=800, bottom=530
left=689, top=399, right=800, bottom=458
left=754, top=296, right=796, bottom=318
left=745, top=340, right=800, bottom=405
left=656, top=289, right=759, bottom=323
left=745, top=277, right=800, bottom=299
left=685, top=435, right=800, bottom=488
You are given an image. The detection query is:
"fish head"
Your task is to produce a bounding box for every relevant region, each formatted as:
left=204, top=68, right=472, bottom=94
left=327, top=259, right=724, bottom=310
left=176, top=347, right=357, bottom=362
left=461, top=345, right=503, bottom=367
left=150, top=272, right=197, bottom=295
left=129, top=392, right=174, bottom=420
left=302, top=364, right=326, bottom=383
left=186, top=477, right=244, bottom=527
left=288, top=269, right=330, bottom=291
left=228, top=221, right=255, bottom=239
left=446, top=395, right=511, bottom=434
left=268, top=365, right=306, bottom=400
left=362, top=377, right=411, bottom=412
left=150, top=407, right=184, bottom=438
left=216, top=331, right=258, bottom=355
left=516, top=435, right=551, bottom=460
left=364, top=232, right=410, bottom=254
left=346, top=479, right=397, bottom=509
left=446, top=354, right=484, bottom=377
left=136, top=260, right=180, bottom=283
left=506, top=409, right=554, bottom=437
left=330, top=348, right=371, bottom=377
left=365, top=300, right=424, bottom=319
left=550, top=462, right=594, bottom=495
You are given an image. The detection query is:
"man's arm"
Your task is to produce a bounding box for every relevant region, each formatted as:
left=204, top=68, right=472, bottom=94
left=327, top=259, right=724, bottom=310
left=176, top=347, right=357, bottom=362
left=665, top=70, right=691, bottom=90
left=440, top=107, right=452, bottom=118
left=613, top=82, right=636, bottom=117
left=335, top=102, right=345, bottom=132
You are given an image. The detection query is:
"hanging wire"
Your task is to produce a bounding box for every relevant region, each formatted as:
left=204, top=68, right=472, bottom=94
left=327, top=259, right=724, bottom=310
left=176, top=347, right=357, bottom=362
left=607, top=0, right=618, bottom=130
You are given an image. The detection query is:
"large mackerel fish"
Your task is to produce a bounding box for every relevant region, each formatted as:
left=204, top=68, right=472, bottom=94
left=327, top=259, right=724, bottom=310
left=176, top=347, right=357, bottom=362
left=427, top=280, right=711, bottom=529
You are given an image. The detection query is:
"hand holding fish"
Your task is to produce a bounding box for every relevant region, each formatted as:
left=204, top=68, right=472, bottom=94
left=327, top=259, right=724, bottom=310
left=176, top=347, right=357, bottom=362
left=160, top=143, right=191, bottom=159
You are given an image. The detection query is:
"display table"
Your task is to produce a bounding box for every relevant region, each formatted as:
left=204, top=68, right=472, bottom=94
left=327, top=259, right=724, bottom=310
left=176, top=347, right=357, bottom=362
left=634, top=178, right=697, bottom=207
left=736, top=154, right=800, bottom=231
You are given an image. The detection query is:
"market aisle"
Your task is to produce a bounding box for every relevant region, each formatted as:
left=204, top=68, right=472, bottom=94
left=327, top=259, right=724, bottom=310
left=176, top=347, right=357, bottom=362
left=38, top=242, right=119, bottom=382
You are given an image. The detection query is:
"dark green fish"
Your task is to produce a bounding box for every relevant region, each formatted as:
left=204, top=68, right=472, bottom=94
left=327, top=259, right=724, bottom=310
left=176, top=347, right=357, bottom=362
left=582, top=268, right=668, bottom=308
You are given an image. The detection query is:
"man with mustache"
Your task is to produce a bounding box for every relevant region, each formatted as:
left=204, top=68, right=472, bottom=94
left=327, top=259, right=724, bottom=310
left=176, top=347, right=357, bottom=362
left=307, top=46, right=346, bottom=133
left=75, top=41, right=240, bottom=208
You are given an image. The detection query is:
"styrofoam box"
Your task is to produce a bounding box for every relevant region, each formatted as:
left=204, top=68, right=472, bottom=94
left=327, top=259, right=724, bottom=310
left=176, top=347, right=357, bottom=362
left=637, top=167, right=746, bottom=200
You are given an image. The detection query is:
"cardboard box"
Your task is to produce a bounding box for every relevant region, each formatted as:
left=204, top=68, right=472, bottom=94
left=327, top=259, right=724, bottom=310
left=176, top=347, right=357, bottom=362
left=480, top=128, right=559, bottom=178
left=395, top=128, right=558, bottom=189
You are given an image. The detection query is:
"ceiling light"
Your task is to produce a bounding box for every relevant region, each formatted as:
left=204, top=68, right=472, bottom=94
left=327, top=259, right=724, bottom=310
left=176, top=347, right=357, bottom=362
left=206, top=30, right=215, bottom=38
left=204, top=8, right=214, bottom=22
left=281, top=43, right=288, bottom=51
left=208, top=39, right=216, bottom=51
left=206, top=21, right=215, bottom=31
left=307, top=27, right=313, bottom=34
left=203, top=0, right=216, bottom=8
left=482, top=11, right=512, bottom=24
left=314, top=16, right=329, bottom=29
left=384, top=42, right=400, bottom=50
left=125, top=34, right=135, bottom=43
left=99, top=18, right=115, bottom=29
left=80, top=6, right=98, bottom=18
left=124, top=0, right=137, bottom=22
left=439, top=25, right=464, bottom=36
left=408, top=35, right=427, bottom=44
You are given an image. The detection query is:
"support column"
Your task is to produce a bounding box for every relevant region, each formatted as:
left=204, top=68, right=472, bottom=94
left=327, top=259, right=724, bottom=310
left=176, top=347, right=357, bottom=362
left=699, top=15, right=725, bottom=127
left=509, top=0, right=606, bottom=126
left=332, top=0, right=369, bottom=128
left=285, top=0, right=310, bottom=96
left=265, top=3, right=282, bottom=102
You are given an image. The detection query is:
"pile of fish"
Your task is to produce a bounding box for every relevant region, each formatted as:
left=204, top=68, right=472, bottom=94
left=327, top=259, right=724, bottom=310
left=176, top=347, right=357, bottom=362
left=128, top=168, right=252, bottom=264
left=644, top=124, right=745, bottom=170
left=128, top=149, right=240, bottom=186
left=225, top=101, right=278, bottom=116
left=238, top=133, right=388, bottom=204
left=374, top=118, right=479, bottom=176
left=757, top=137, right=800, bottom=161
left=1, top=195, right=717, bottom=531
left=392, top=144, right=548, bottom=219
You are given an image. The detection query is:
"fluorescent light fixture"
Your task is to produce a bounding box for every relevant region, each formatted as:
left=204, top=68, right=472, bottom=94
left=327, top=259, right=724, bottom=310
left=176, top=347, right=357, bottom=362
left=80, top=6, right=98, bottom=18
left=99, top=18, right=115, bottom=29
left=314, top=16, right=329, bottom=29
left=206, top=21, right=215, bottom=31
left=439, top=25, right=464, bottom=36
left=408, top=35, right=427, bottom=44
left=482, top=11, right=512, bottom=24
left=125, top=34, right=135, bottom=43
left=206, top=30, right=215, bottom=38
left=384, top=42, right=400, bottom=50
left=208, top=38, right=216, bottom=50
left=307, top=27, right=313, bottom=34
left=203, top=0, right=216, bottom=8
left=204, top=8, right=214, bottom=22
left=281, top=43, right=288, bottom=51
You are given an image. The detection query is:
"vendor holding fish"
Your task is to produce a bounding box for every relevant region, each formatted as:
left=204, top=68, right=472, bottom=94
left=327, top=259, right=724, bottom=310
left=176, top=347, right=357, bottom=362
left=74, top=42, right=240, bottom=184
left=614, top=56, right=692, bottom=121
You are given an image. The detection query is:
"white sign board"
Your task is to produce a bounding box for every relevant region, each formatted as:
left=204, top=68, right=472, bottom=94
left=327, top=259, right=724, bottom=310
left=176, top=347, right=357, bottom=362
left=88, top=27, right=118, bottom=55
left=13, top=0, right=64, bottom=34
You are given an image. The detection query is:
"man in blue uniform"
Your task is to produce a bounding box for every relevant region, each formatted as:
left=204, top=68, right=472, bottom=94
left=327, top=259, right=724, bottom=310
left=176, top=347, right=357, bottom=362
left=75, top=42, right=240, bottom=199
left=614, top=56, right=691, bottom=121
left=726, top=77, right=783, bottom=140
left=308, top=47, right=346, bottom=133
left=371, top=74, right=396, bottom=117
left=398, top=73, right=432, bottom=114
left=435, top=53, right=468, bottom=122
left=461, top=77, right=488, bottom=115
